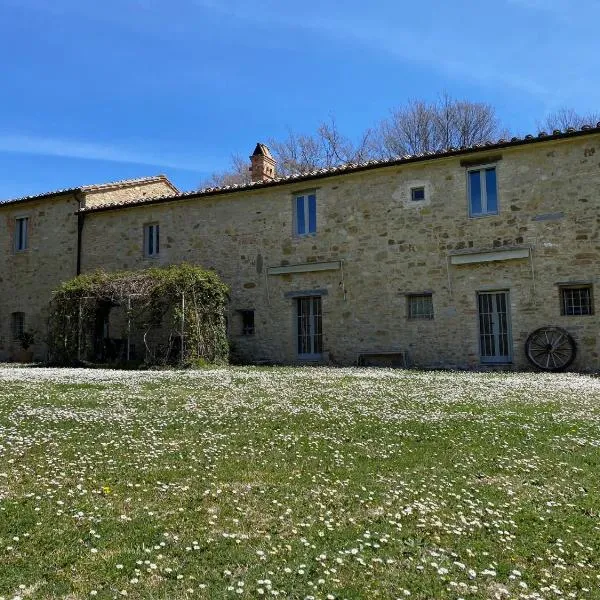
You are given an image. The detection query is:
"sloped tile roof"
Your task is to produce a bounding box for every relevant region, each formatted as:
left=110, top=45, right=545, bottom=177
left=0, top=175, right=178, bottom=206
left=79, top=123, right=600, bottom=214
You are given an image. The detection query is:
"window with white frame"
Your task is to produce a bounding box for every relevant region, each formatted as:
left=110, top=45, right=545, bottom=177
left=144, top=223, right=160, bottom=257
left=295, top=192, right=317, bottom=236
left=14, top=217, right=29, bottom=252
left=468, top=166, right=498, bottom=216
left=11, top=312, right=25, bottom=341
left=407, top=293, right=434, bottom=320
left=560, top=285, right=593, bottom=316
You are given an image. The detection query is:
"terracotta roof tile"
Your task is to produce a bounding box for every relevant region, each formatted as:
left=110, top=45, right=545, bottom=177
left=81, top=122, right=600, bottom=215
left=0, top=175, right=178, bottom=206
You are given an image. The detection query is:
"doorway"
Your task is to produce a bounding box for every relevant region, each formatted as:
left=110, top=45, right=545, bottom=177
left=477, top=291, right=512, bottom=363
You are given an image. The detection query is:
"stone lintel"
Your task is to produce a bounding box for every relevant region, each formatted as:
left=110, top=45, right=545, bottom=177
left=267, top=261, right=341, bottom=275
left=284, top=289, right=329, bottom=298
left=449, top=247, right=530, bottom=265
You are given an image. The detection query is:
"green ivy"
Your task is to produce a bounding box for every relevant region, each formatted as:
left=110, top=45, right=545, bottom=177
left=47, top=264, right=229, bottom=367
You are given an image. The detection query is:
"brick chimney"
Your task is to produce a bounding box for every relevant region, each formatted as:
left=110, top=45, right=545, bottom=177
left=249, top=143, right=276, bottom=183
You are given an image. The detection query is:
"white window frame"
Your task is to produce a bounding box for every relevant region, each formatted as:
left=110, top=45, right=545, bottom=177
left=294, top=192, right=317, bottom=237
left=467, top=165, right=499, bottom=217
left=14, top=216, right=29, bottom=252
left=144, top=223, right=160, bottom=258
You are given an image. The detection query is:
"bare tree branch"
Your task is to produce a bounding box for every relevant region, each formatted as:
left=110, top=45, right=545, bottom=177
left=537, top=108, right=600, bottom=132
left=373, top=94, right=504, bottom=157
left=200, top=153, right=251, bottom=188
left=198, top=94, right=522, bottom=185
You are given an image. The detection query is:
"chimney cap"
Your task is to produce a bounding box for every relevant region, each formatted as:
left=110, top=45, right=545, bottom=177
left=251, top=143, right=273, bottom=159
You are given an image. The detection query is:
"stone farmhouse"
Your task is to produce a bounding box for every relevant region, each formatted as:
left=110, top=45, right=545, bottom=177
left=1, top=125, right=599, bottom=370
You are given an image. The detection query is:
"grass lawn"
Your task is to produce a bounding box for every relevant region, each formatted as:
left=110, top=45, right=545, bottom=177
left=0, top=367, right=599, bottom=599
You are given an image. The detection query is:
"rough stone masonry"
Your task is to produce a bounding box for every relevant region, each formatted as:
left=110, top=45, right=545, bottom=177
left=1, top=130, right=598, bottom=370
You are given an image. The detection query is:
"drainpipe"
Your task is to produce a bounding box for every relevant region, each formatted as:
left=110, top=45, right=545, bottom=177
left=75, top=192, right=84, bottom=276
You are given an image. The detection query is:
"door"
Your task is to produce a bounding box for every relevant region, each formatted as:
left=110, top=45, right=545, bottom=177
left=297, top=296, right=323, bottom=357
left=477, top=291, right=512, bottom=363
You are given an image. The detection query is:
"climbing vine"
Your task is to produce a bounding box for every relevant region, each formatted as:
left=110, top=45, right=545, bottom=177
left=47, top=264, right=229, bottom=367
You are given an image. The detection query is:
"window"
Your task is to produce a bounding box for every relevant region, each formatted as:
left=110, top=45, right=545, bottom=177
left=295, top=193, right=317, bottom=236
left=144, top=223, right=160, bottom=257
left=560, top=285, right=593, bottom=316
left=240, top=310, right=255, bottom=335
left=411, top=187, right=425, bottom=201
left=297, top=296, right=322, bottom=356
left=11, top=312, right=25, bottom=341
left=468, top=166, right=498, bottom=216
left=14, top=217, right=28, bottom=252
left=478, top=291, right=512, bottom=363
left=407, top=294, right=434, bottom=320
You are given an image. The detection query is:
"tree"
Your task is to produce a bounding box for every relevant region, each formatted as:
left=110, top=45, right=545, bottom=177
left=198, top=117, right=379, bottom=187
left=198, top=95, right=507, bottom=186
left=373, top=94, right=505, bottom=158
left=537, top=108, right=600, bottom=133
left=201, top=154, right=251, bottom=188
left=268, top=117, right=378, bottom=176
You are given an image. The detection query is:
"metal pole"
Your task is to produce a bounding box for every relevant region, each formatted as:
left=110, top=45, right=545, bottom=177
left=181, top=292, right=185, bottom=362
left=127, top=296, right=131, bottom=361
left=77, top=299, right=83, bottom=361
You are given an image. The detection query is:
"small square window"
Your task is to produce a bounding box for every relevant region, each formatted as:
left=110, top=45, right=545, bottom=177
left=11, top=312, right=25, bottom=341
left=407, top=294, right=434, bottom=320
left=239, top=310, right=255, bottom=335
left=468, top=166, right=498, bottom=217
left=560, top=285, right=593, bottom=316
left=295, top=193, right=317, bottom=236
left=411, top=187, right=425, bottom=201
left=144, top=223, right=160, bottom=257
left=14, top=217, right=29, bottom=252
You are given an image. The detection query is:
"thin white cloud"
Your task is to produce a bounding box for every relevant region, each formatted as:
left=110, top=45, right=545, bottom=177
left=6, top=0, right=556, bottom=99
left=191, top=0, right=551, bottom=98
left=0, top=133, right=211, bottom=172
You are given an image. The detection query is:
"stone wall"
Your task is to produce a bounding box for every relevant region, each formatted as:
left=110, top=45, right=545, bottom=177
left=0, top=178, right=178, bottom=362
left=81, top=180, right=175, bottom=209
left=0, top=193, right=79, bottom=361
left=80, top=134, right=600, bottom=370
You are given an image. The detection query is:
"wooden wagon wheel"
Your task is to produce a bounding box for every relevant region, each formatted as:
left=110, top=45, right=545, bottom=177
left=525, top=326, right=576, bottom=371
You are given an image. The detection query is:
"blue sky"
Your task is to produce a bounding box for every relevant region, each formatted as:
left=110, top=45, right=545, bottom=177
left=1, top=0, right=599, bottom=200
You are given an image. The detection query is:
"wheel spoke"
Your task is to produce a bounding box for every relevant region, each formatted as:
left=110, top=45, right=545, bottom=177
left=526, top=327, right=576, bottom=371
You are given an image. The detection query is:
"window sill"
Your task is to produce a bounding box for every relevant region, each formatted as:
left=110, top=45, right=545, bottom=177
left=468, top=212, right=499, bottom=219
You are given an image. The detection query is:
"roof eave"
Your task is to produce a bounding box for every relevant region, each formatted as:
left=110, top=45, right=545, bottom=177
left=79, top=125, right=600, bottom=215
